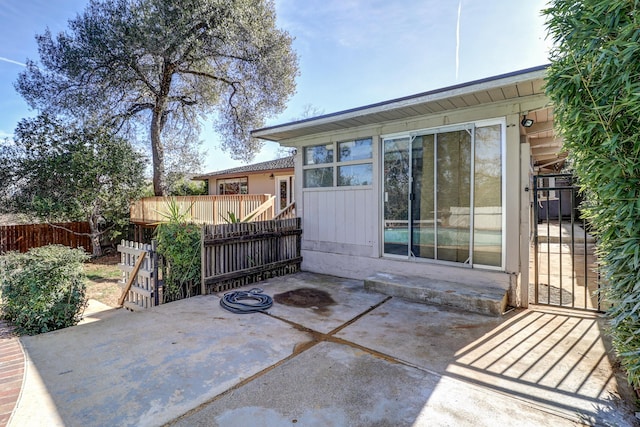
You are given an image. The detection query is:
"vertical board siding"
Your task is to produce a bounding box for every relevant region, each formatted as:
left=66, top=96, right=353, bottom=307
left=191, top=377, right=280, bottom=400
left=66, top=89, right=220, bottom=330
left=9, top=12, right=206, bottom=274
left=302, top=188, right=375, bottom=247
left=201, top=218, right=302, bottom=294
left=0, top=222, right=92, bottom=254
left=302, top=192, right=319, bottom=242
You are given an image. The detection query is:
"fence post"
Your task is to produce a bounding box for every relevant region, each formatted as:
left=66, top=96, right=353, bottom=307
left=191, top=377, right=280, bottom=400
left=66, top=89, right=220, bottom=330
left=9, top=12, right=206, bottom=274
left=201, top=225, right=206, bottom=296
left=152, top=239, right=159, bottom=306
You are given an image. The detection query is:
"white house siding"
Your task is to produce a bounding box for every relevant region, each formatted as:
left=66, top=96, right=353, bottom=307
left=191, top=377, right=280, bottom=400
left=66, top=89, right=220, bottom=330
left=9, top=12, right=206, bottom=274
left=302, top=188, right=376, bottom=257
left=285, top=95, right=547, bottom=306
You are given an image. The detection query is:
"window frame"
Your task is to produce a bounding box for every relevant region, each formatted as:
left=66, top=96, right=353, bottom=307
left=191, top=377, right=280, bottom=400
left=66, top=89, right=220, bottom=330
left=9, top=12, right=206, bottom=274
left=217, top=176, right=249, bottom=195
left=303, top=137, right=373, bottom=189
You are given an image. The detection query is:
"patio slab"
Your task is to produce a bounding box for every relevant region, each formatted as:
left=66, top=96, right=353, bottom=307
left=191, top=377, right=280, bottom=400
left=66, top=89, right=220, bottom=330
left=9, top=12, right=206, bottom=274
left=8, top=272, right=638, bottom=427
left=11, top=295, right=313, bottom=427
left=170, top=341, right=581, bottom=427
left=335, top=297, right=505, bottom=373
left=219, top=272, right=389, bottom=334
left=336, top=298, right=636, bottom=425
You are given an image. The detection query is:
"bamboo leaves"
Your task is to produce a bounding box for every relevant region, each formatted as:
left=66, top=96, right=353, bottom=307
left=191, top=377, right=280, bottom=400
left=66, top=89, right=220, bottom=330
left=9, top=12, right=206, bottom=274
left=545, top=0, right=640, bottom=389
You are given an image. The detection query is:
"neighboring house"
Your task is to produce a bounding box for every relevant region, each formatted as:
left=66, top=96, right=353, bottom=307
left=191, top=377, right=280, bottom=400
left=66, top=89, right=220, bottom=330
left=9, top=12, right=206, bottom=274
left=252, top=65, right=560, bottom=308
left=193, top=155, right=295, bottom=214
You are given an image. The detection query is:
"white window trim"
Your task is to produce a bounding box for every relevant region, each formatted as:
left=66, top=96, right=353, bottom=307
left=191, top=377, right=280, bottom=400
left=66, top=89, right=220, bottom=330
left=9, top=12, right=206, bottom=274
left=302, top=138, right=374, bottom=189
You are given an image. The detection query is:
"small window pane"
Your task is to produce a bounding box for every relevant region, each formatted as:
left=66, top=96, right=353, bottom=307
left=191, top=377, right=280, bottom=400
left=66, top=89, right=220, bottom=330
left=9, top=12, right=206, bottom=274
left=304, top=167, right=333, bottom=187
left=217, top=177, right=248, bottom=195
left=304, top=144, right=334, bottom=165
left=338, top=164, right=372, bottom=186
left=339, top=138, right=372, bottom=162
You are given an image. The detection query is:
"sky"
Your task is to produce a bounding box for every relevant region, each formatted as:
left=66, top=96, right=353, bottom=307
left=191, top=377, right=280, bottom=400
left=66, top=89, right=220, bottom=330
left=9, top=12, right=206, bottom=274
left=0, top=0, right=552, bottom=174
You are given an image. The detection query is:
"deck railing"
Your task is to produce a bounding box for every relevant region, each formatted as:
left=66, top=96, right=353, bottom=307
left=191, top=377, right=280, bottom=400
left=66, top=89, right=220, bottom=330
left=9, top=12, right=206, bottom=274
left=130, top=194, right=275, bottom=225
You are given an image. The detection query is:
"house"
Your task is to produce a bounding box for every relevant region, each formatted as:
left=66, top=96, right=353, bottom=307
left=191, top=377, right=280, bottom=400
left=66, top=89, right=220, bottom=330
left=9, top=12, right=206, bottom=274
left=252, top=65, right=561, bottom=309
left=130, top=156, right=296, bottom=233
left=193, top=155, right=295, bottom=214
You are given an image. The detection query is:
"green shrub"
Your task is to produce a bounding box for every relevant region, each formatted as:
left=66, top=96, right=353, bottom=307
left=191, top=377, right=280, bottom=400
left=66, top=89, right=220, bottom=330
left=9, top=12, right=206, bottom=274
left=545, top=0, right=640, bottom=389
left=0, top=245, right=89, bottom=335
left=154, top=198, right=201, bottom=302
left=156, top=222, right=201, bottom=302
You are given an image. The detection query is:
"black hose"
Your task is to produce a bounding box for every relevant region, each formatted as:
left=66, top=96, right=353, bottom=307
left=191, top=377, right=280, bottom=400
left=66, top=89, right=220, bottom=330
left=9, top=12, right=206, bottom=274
left=220, top=288, right=273, bottom=314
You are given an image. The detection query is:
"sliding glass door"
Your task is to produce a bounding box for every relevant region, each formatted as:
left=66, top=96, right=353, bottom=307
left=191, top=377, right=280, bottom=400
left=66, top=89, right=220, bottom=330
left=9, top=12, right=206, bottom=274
left=383, top=122, right=503, bottom=268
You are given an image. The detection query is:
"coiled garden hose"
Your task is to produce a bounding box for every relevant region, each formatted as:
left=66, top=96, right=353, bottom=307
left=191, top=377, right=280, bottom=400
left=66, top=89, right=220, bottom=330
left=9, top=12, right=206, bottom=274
left=220, top=288, right=273, bottom=314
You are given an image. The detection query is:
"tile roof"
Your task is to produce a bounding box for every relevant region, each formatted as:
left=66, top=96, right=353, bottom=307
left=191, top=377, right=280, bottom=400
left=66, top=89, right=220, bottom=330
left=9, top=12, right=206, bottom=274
left=194, top=155, right=294, bottom=179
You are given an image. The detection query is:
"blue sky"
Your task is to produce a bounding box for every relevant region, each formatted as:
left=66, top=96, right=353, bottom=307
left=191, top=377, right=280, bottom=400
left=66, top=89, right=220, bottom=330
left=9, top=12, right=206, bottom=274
left=0, top=0, right=551, bottom=173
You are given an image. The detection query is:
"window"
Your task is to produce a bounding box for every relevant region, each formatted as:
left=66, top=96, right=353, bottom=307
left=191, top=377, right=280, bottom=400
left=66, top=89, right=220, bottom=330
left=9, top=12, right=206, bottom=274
left=303, top=138, right=373, bottom=188
left=304, top=168, right=333, bottom=188
left=339, top=139, right=372, bottom=161
left=217, top=177, right=248, bottom=195
left=304, top=144, right=333, bottom=165
left=338, top=164, right=372, bottom=186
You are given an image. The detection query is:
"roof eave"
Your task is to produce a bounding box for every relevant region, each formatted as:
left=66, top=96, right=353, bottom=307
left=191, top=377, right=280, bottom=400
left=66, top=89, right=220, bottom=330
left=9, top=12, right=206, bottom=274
left=193, top=166, right=294, bottom=181
left=252, top=65, right=549, bottom=142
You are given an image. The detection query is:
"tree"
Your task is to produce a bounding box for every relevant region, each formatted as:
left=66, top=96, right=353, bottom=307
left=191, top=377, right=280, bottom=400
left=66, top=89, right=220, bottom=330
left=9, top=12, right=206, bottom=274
left=276, top=104, right=326, bottom=158
left=544, top=0, right=640, bottom=388
left=16, top=0, right=299, bottom=195
left=0, top=114, right=146, bottom=256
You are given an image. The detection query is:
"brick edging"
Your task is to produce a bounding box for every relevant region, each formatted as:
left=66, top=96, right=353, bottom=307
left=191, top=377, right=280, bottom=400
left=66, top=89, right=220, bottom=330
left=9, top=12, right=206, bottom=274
left=0, top=321, right=24, bottom=427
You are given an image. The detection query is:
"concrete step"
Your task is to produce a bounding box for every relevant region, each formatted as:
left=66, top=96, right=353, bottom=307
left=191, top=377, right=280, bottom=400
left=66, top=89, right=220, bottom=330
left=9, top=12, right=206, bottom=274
left=364, top=272, right=508, bottom=317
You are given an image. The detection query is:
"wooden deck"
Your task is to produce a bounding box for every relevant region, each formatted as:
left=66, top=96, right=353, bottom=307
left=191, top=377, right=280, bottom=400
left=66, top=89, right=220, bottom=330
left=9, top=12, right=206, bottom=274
left=130, top=194, right=275, bottom=225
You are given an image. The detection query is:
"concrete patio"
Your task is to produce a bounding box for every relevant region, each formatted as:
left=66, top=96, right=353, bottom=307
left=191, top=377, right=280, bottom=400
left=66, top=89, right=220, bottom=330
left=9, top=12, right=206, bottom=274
left=7, top=272, right=638, bottom=426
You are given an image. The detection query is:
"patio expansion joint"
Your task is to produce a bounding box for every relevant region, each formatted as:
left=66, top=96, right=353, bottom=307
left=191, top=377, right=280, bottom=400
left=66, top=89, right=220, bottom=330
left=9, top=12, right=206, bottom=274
left=267, top=299, right=621, bottom=427
left=264, top=295, right=393, bottom=340
left=167, top=296, right=393, bottom=426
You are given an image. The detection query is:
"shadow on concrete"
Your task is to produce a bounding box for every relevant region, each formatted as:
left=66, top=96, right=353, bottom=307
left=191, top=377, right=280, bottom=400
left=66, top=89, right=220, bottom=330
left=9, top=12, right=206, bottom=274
left=444, top=308, right=636, bottom=425
left=10, top=273, right=638, bottom=427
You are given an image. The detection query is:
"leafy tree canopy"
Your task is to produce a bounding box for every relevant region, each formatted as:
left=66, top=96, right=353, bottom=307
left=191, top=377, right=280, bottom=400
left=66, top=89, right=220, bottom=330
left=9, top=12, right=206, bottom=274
left=544, top=0, right=640, bottom=388
left=16, top=0, right=299, bottom=195
left=0, top=114, right=147, bottom=256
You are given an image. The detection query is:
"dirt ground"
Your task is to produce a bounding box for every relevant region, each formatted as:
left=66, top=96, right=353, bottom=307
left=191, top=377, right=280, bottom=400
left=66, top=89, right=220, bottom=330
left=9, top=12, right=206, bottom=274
left=84, top=253, right=122, bottom=307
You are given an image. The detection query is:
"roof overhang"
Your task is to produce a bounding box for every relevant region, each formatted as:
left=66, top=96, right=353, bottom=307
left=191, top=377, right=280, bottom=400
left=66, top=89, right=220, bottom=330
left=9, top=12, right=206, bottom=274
left=252, top=65, right=551, bottom=143
left=192, top=166, right=294, bottom=181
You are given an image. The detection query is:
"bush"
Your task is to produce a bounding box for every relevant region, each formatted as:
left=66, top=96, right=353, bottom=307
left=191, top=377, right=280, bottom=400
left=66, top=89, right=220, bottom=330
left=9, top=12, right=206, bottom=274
left=156, top=222, right=201, bottom=302
left=545, top=0, right=640, bottom=388
left=153, top=199, right=201, bottom=302
left=0, top=245, right=89, bottom=335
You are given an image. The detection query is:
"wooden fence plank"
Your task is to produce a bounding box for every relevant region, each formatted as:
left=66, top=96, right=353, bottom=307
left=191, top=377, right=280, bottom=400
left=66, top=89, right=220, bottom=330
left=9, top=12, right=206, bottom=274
left=201, top=217, right=302, bottom=294
left=118, top=252, right=147, bottom=306
left=117, top=240, right=158, bottom=310
left=0, top=222, right=92, bottom=254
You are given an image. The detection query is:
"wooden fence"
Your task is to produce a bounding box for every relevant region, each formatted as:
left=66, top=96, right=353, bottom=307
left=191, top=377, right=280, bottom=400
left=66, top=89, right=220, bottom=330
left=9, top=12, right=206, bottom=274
left=0, top=222, right=92, bottom=254
left=130, top=194, right=275, bottom=225
left=117, top=240, right=159, bottom=311
left=201, top=218, right=302, bottom=294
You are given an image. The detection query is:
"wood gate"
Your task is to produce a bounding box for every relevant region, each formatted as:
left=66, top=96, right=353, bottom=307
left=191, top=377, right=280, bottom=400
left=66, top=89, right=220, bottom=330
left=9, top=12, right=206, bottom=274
left=532, top=174, right=603, bottom=312
left=117, top=240, right=160, bottom=311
